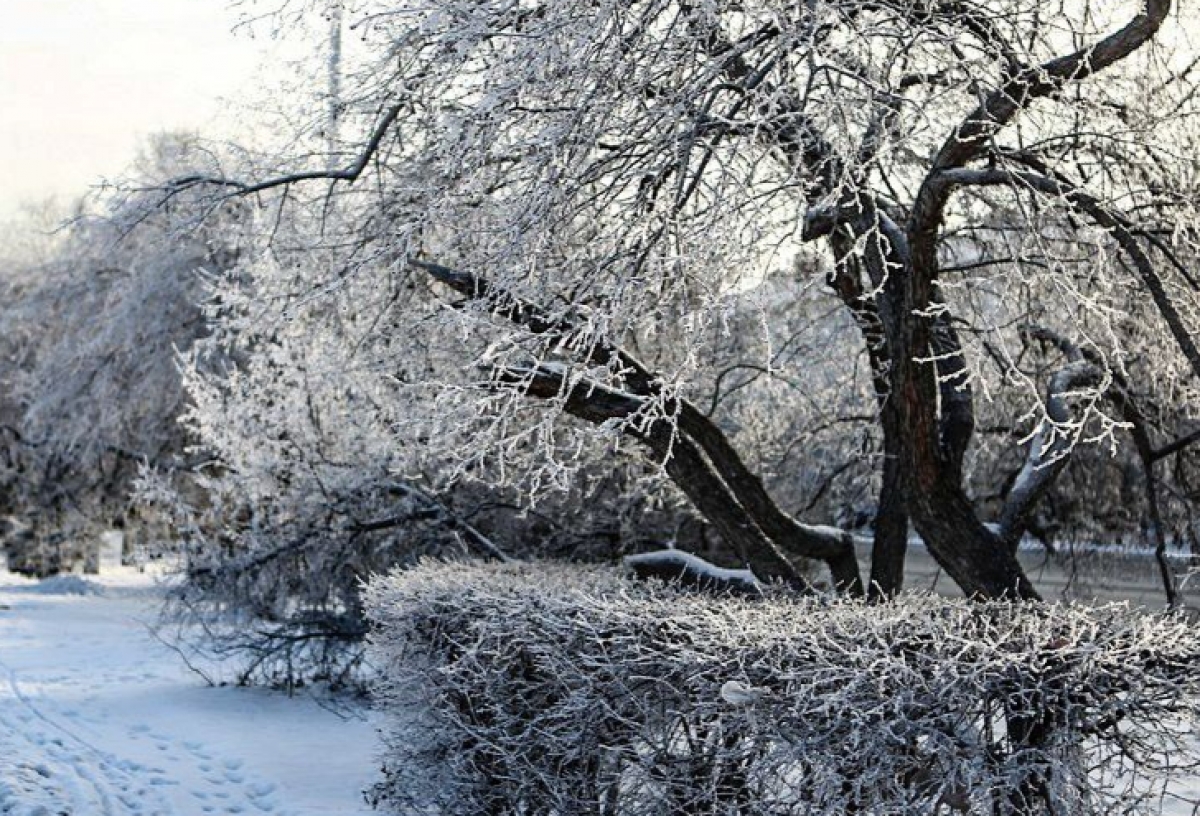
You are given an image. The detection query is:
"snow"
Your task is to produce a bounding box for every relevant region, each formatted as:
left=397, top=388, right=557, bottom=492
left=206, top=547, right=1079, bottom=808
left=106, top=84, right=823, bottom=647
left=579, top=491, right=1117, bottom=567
left=0, top=566, right=378, bottom=816
left=624, top=549, right=759, bottom=591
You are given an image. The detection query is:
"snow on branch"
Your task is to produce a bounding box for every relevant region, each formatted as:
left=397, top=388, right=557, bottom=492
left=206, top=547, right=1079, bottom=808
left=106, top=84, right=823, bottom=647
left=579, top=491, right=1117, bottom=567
left=997, top=327, right=1104, bottom=549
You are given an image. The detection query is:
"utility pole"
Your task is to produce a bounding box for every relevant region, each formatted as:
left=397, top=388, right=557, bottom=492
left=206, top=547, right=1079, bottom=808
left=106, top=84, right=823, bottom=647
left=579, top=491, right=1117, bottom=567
left=327, top=1, right=343, bottom=168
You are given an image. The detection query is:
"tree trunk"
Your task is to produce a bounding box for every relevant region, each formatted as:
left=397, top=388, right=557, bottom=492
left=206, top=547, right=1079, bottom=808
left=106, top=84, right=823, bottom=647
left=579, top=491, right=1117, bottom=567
left=889, top=230, right=1039, bottom=601
left=911, top=480, right=1038, bottom=599
left=869, top=414, right=907, bottom=600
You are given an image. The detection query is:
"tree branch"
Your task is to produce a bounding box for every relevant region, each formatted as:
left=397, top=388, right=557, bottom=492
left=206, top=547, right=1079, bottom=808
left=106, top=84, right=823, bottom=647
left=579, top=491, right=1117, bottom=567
left=360, top=482, right=513, bottom=564
left=623, top=549, right=761, bottom=595
left=938, top=164, right=1200, bottom=382
left=1014, top=325, right=1181, bottom=606
left=164, top=104, right=404, bottom=199
left=928, top=0, right=1170, bottom=178
left=418, top=258, right=864, bottom=592
left=1152, top=428, right=1200, bottom=463
left=501, top=364, right=813, bottom=589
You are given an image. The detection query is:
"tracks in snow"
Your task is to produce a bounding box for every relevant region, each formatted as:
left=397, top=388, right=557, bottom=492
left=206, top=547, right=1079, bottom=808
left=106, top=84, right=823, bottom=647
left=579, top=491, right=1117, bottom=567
left=0, top=594, right=289, bottom=816
left=0, top=652, right=171, bottom=816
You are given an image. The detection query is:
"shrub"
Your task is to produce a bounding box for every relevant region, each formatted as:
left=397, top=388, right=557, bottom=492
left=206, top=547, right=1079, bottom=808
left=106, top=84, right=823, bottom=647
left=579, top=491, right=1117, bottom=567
left=366, top=561, right=1200, bottom=815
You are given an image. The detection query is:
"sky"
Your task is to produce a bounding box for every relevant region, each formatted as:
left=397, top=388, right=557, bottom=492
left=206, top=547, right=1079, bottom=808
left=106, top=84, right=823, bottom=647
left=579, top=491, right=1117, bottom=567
left=0, top=0, right=270, bottom=221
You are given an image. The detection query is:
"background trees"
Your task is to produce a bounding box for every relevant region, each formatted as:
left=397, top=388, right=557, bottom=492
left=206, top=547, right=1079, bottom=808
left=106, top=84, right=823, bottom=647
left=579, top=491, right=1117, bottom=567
left=0, top=134, right=244, bottom=575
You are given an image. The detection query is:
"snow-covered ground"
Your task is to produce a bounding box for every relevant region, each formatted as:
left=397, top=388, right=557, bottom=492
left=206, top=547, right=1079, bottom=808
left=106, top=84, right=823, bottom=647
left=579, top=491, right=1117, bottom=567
left=0, top=566, right=377, bottom=816
left=1, top=555, right=1196, bottom=815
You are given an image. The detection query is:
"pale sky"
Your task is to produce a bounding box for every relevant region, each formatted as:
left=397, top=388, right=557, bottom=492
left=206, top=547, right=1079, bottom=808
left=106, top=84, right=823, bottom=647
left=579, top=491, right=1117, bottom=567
left=0, top=0, right=269, bottom=220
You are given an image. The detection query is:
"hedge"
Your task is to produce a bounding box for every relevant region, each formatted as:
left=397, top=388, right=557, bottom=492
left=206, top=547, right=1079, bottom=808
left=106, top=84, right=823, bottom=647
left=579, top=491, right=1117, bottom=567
left=366, top=560, right=1200, bottom=815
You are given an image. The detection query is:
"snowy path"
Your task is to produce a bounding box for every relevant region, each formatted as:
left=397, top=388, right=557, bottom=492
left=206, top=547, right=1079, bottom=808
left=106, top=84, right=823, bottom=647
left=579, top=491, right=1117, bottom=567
left=0, top=570, right=377, bottom=816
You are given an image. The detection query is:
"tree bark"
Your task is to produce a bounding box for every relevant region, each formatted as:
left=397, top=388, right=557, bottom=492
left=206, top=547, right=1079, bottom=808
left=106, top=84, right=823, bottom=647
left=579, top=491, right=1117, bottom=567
left=870, top=422, right=908, bottom=600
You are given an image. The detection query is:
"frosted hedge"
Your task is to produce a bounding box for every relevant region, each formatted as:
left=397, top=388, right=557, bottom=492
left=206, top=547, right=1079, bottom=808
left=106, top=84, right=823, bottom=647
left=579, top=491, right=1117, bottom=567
left=366, top=561, right=1200, bottom=815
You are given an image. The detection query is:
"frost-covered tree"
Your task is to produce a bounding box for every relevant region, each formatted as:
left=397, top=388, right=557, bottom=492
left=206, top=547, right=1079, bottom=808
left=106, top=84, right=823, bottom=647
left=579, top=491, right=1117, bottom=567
left=166, top=0, right=1200, bottom=606
left=141, top=194, right=716, bottom=685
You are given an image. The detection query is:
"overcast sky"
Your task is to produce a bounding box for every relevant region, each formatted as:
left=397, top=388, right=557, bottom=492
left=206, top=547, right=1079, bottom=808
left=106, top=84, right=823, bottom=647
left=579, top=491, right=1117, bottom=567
left=0, top=0, right=268, bottom=221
